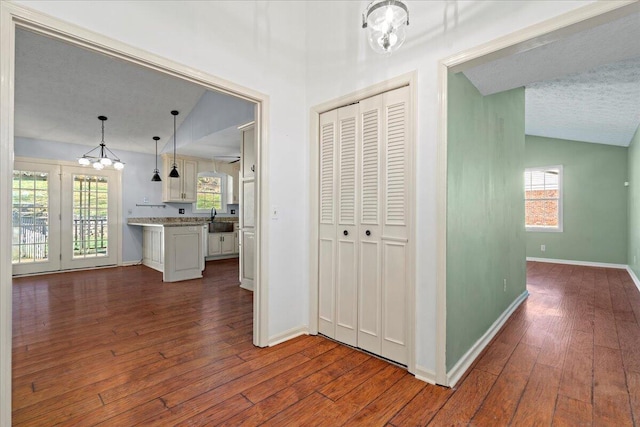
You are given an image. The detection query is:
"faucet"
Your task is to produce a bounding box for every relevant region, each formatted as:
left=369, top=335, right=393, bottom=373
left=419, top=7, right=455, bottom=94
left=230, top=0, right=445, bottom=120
left=210, top=207, right=217, bottom=222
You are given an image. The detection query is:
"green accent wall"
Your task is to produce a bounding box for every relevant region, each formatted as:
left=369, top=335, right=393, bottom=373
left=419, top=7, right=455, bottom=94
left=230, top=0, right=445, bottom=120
left=525, top=135, right=628, bottom=264
left=447, top=72, right=526, bottom=371
left=629, top=125, right=640, bottom=279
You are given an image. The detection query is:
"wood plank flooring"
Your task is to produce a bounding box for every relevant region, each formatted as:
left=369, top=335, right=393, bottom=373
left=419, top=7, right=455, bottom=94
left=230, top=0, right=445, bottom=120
left=12, top=260, right=640, bottom=425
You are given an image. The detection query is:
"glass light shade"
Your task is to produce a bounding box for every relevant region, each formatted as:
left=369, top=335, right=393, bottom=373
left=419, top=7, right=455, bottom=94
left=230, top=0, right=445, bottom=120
left=364, top=0, right=408, bottom=54
left=78, top=157, right=91, bottom=166
left=100, top=157, right=113, bottom=166
left=169, top=165, right=180, bottom=178
left=93, top=161, right=105, bottom=170
left=113, top=161, right=125, bottom=170
left=151, top=171, right=162, bottom=182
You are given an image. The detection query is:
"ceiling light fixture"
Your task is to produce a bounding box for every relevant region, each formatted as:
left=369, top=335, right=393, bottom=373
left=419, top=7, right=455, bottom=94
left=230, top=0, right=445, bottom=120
left=78, top=116, right=125, bottom=170
left=362, top=0, right=409, bottom=54
left=169, top=110, right=180, bottom=178
left=151, top=136, right=162, bottom=182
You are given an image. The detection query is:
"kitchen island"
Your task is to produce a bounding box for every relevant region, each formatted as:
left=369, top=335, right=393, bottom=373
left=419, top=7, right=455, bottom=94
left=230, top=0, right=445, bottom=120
left=128, top=217, right=208, bottom=282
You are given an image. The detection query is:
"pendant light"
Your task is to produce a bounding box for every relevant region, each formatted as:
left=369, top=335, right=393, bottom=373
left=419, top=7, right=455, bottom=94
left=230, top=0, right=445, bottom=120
left=77, top=116, right=125, bottom=170
left=151, top=136, right=162, bottom=182
left=362, top=0, right=410, bottom=54
left=169, top=110, right=180, bottom=178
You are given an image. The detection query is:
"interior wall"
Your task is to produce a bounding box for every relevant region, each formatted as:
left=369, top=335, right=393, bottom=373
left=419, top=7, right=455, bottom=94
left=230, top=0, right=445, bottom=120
left=525, top=135, right=628, bottom=264
left=304, top=0, right=590, bottom=373
left=629, top=125, right=640, bottom=280
left=14, top=0, right=310, bottom=339
left=446, top=71, right=526, bottom=370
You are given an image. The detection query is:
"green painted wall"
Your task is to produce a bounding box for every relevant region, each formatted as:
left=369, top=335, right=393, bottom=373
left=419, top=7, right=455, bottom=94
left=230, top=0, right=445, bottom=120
left=629, top=125, right=640, bottom=279
left=525, top=135, right=628, bottom=264
left=447, top=72, right=526, bottom=371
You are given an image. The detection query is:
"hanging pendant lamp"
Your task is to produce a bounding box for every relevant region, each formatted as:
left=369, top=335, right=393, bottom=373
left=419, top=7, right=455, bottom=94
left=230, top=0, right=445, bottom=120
left=169, top=110, right=180, bottom=178
left=151, top=136, right=162, bottom=182
left=77, top=116, right=125, bottom=170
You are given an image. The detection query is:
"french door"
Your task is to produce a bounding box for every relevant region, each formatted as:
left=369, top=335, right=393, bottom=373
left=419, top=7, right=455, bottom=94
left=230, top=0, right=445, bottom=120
left=12, top=161, right=119, bottom=275
left=12, top=162, right=61, bottom=275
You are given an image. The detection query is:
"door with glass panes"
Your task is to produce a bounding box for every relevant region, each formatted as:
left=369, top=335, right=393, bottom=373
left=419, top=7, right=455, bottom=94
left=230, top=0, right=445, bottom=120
left=13, top=161, right=119, bottom=275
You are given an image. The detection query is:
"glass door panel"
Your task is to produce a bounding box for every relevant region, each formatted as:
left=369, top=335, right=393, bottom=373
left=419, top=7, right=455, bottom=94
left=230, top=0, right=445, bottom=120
left=12, top=162, right=61, bottom=275
left=61, top=166, right=118, bottom=270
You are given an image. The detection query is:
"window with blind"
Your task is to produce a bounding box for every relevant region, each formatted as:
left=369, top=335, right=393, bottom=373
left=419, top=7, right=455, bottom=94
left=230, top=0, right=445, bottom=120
left=524, top=166, right=563, bottom=232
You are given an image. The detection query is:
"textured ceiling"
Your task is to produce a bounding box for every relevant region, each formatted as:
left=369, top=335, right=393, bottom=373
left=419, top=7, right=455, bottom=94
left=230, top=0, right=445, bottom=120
left=463, top=11, right=640, bottom=147
left=526, top=57, right=640, bottom=146
left=14, top=28, right=250, bottom=157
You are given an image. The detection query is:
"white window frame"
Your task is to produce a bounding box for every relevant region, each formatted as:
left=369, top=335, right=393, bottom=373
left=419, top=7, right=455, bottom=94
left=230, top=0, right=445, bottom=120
left=193, top=171, right=228, bottom=214
left=525, top=165, right=563, bottom=232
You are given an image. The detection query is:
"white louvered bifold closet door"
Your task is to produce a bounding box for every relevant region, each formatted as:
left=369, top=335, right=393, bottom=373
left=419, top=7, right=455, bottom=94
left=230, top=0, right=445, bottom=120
left=318, top=86, right=410, bottom=365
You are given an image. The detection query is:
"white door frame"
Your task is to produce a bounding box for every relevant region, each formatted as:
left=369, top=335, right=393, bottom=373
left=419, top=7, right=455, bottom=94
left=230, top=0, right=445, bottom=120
left=0, top=3, right=270, bottom=422
left=309, top=71, right=418, bottom=375
left=435, top=0, right=639, bottom=386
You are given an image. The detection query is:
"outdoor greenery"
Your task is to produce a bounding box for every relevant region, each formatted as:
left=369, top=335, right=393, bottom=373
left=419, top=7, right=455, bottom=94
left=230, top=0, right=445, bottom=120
left=12, top=171, right=110, bottom=263
left=196, top=176, right=222, bottom=210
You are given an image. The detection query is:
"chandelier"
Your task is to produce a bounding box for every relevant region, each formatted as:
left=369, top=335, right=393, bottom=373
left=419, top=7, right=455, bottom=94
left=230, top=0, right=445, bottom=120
left=77, top=116, right=124, bottom=170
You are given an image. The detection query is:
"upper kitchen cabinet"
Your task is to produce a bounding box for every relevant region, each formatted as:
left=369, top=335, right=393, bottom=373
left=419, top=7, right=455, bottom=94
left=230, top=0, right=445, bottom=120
left=162, top=154, right=198, bottom=203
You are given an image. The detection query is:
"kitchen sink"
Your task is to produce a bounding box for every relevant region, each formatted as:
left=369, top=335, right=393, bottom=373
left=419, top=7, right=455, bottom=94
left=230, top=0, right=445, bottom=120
left=209, top=221, right=235, bottom=233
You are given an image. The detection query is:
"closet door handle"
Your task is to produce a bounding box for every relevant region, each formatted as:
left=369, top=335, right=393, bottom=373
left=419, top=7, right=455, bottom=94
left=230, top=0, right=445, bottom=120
left=365, top=230, right=371, bottom=236
left=343, top=230, right=348, bottom=236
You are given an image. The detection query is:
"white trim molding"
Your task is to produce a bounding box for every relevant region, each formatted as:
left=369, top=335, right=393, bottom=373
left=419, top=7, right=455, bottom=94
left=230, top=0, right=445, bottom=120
left=526, top=257, right=627, bottom=269
left=414, top=366, right=437, bottom=385
left=446, top=290, right=529, bottom=388
left=627, top=267, right=640, bottom=293
left=268, top=326, right=309, bottom=347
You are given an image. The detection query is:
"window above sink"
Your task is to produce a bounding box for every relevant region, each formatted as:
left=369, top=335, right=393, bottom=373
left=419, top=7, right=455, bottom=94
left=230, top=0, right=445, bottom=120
left=193, top=171, right=233, bottom=214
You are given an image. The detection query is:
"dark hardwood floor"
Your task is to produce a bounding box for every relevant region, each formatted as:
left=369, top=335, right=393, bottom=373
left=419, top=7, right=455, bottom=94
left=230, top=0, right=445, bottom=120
left=12, top=260, right=640, bottom=425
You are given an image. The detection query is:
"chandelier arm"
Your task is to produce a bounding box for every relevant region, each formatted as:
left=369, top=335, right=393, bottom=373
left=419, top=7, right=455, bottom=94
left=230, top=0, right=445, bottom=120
left=103, top=146, right=122, bottom=163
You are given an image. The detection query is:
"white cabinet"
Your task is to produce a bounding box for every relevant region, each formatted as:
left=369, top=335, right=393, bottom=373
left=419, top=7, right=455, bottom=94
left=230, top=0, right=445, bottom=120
left=318, top=86, right=411, bottom=365
left=161, top=154, right=197, bottom=203
left=208, top=232, right=236, bottom=256
left=234, top=230, right=239, bottom=254
left=239, top=123, right=256, bottom=291
left=142, top=226, right=163, bottom=271
left=139, top=224, right=203, bottom=282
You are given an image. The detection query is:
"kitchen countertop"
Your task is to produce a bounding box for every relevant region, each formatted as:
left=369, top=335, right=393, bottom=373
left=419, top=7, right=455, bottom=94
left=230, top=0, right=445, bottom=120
left=128, top=217, right=237, bottom=227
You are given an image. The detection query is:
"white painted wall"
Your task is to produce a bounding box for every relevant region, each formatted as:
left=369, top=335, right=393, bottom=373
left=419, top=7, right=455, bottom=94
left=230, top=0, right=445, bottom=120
left=303, top=0, right=592, bottom=373
left=14, top=0, right=593, bottom=368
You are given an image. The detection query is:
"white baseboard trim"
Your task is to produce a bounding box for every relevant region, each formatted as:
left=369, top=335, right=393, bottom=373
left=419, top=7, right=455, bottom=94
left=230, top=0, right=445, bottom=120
left=120, top=260, right=142, bottom=267
left=414, top=366, right=437, bottom=385
left=268, top=326, right=309, bottom=347
left=239, top=282, right=254, bottom=292
left=526, top=257, right=627, bottom=269
left=446, top=290, right=529, bottom=388
left=628, top=267, right=640, bottom=293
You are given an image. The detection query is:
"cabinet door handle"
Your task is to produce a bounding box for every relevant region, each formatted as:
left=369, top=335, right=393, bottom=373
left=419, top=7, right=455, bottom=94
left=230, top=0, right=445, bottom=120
left=251, top=165, right=255, bottom=172
left=366, top=230, right=371, bottom=236
left=343, top=230, right=348, bottom=236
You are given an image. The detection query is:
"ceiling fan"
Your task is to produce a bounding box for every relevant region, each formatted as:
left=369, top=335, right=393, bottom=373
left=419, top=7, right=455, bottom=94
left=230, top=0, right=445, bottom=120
left=214, top=155, right=241, bottom=164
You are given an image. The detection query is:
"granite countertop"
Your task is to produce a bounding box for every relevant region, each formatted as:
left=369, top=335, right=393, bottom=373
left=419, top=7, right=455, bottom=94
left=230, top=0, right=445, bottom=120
left=128, top=217, right=238, bottom=227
